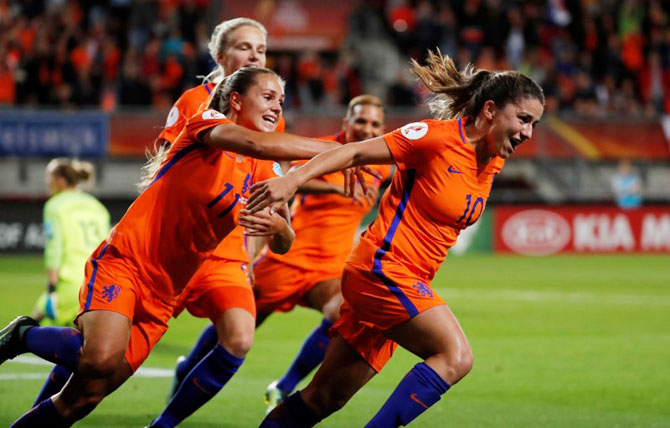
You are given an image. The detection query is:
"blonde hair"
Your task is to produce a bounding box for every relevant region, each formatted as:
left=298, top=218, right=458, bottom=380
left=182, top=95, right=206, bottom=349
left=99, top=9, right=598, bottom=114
left=204, top=18, right=268, bottom=84
left=138, top=67, right=283, bottom=192
left=47, top=158, right=95, bottom=188
left=346, top=94, right=384, bottom=118
left=411, top=50, right=545, bottom=120
left=137, top=142, right=170, bottom=192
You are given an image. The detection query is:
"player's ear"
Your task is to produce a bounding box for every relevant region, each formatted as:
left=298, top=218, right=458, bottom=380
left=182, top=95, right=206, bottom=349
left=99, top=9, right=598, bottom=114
left=482, top=100, right=496, bottom=121
left=341, top=117, right=348, bottom=132
left=230, top=91, right=243, bottom=114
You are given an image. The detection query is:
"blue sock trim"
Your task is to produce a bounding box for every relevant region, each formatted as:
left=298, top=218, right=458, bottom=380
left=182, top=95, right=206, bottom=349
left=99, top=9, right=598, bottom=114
left=211, top=343, right=245, bottom=373
left=24, top=327, right=82, bottom=371
left=414, top=362, right=450, bottom=394
left=276, top=318, right=332, bottom=394
left=365, top=362, right=451, bottom=427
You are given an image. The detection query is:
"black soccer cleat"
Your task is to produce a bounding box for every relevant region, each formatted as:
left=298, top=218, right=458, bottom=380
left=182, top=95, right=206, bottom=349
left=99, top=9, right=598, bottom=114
left=0, top=316, right=39, bottom=365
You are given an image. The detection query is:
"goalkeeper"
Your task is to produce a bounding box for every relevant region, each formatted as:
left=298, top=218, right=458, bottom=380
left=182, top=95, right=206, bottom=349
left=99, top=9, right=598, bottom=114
left=32, top=158, right=110, bottom=327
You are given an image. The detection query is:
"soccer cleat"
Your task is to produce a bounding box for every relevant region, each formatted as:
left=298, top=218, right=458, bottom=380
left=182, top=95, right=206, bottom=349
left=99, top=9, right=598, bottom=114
left=166, top=355, right=187, bottom=403
left=264, top=380, right=289, bottom=415
left=0, top=316, right=39, bottom=365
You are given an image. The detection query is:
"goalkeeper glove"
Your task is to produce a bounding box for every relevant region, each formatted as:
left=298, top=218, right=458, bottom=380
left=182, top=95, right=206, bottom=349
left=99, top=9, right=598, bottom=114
left=45, top=283, right=58, bottom=320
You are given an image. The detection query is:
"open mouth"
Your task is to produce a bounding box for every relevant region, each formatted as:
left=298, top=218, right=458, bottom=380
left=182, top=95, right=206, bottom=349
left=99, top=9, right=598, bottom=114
left=509, top=137, right=522, bottom=150
left=262, top=115, right=277, bottom=126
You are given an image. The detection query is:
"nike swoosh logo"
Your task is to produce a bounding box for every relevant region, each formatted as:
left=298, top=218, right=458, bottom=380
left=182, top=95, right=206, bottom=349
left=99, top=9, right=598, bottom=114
left=193, top=377, right=214, bottom=395
left=448, top=166, right=463, bottom=174
left=410, top=393, right=429, bottom=409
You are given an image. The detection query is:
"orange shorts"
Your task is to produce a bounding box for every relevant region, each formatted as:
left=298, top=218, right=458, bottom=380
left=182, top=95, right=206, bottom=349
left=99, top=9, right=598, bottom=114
left=173, top=257, right=255, bottom=320
left=332, top=262, right=445, bottom=373
left=76, top=243, right=174, bottom=373
left=253, top=257, right=339, bottom=315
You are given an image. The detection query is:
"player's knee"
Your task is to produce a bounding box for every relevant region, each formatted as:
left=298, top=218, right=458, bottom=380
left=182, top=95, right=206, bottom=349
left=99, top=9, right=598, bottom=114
left=444, top=346, right=473, bottom=381
left=456, top=346, right=474, bottom=378
left=322, top=294, right=343, bottom=322
left=220, top=332, right=254, bottom=357
left=57, top=391, right=105, bottom=419
left=78, top=350, right=124, bottom=378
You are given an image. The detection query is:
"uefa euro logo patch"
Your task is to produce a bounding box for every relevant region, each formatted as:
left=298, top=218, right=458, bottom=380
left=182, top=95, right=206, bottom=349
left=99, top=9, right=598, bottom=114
left=400, top=122, right=428, bottom=140
left=272, top=162, right=284, bottom=177
left=102, top=284, right=121, bottom=302
left=412, top=281, right=434, bottom=298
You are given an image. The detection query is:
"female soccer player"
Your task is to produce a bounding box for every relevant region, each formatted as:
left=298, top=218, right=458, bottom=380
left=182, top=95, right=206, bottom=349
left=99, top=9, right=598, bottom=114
left=256, top=94, right=392, bottom=413
left=0, top=66, right=344, bottom=427
left=33, top=158, right=110, bottom=327
left=145, top=18, right=292, bottom=428
left=249, top=51, right=545, bottom=427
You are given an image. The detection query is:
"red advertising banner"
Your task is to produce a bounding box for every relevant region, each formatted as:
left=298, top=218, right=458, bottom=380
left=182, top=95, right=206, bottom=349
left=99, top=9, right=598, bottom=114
left=494, top=206, right=670, bottom=255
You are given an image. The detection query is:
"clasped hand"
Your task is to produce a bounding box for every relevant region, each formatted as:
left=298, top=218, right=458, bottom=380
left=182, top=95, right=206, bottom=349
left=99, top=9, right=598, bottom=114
left=243, top=166, right=380, bottom=214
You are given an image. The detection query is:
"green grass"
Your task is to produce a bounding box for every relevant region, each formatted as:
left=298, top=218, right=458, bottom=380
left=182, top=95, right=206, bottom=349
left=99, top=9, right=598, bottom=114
left=1, top=254, right=669, bottom=427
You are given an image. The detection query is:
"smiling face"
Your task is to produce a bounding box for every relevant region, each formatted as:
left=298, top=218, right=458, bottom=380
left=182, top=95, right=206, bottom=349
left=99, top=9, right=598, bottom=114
left=219, top=25, right=267, bottom=76
left=230, top=73, right=284, bottom=132
left=485, top=97, right=544, bottom=159
left=342, top=103, right=385, bottom=143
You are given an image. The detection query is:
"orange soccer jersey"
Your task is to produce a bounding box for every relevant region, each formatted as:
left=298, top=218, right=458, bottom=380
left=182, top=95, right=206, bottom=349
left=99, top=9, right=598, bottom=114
left=334, top=118, right=505, bottom=371
left=92, top=109, right=279, bottom=304
left=158, top=82, right=286, bottom=266
left=158, top=82, right=282, bottom=321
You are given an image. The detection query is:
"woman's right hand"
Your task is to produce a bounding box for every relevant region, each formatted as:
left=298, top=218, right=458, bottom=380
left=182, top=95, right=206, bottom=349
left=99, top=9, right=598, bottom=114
left=244, top=176, right=299, bottom=214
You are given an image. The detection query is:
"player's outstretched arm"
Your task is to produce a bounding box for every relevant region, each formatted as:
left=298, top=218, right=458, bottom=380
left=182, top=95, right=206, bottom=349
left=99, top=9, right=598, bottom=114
left=201, top=123, right=340, bottom=161
left=244, top=136, right=394, bottom=213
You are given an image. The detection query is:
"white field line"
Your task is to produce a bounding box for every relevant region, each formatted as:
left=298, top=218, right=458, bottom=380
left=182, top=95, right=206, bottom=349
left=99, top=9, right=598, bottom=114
left=439, top=288, right=670, bottom=306
left=1, top=356, right=172, bottom=379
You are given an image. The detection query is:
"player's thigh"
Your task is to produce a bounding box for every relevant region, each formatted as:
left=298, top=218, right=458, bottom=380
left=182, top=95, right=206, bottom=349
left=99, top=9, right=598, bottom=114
left=77, top=310, right=131, bottom=375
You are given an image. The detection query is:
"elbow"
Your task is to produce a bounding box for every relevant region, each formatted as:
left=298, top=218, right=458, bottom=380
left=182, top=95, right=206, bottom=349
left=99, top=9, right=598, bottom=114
left=269, top=231, right=294, bottom=255
left=269, top=240, right=291, bottom=255
left=271, top=244, right=291, bottom=255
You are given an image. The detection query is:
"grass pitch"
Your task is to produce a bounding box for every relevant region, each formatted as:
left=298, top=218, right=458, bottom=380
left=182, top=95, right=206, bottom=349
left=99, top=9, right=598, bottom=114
left=0, top=254, right=668, bottom=427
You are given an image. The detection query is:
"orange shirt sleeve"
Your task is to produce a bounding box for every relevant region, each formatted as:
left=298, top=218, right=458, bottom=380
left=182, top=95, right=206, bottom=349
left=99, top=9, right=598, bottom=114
left=158, top=85, right=212, bottom=144
left=383, top=120, right=447, bottom=170
left=158, top=93, right=193, bottom=144
left=185, top=109, right=233, bottom=141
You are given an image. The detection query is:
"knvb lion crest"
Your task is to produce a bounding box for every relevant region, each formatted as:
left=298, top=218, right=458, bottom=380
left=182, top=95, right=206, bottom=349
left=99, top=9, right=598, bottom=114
left=102, top=284, right=121, bottom=302
left=412, top=281, right=433, bottom=298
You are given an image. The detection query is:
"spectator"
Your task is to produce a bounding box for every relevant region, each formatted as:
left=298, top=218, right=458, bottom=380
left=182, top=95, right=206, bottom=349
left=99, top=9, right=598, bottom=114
left=611, top=159, right=643, bottom=209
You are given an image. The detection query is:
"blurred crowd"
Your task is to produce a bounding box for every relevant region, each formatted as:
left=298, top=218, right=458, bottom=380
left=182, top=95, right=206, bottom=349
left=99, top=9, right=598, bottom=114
left=1, top=0, right=669, bottom=116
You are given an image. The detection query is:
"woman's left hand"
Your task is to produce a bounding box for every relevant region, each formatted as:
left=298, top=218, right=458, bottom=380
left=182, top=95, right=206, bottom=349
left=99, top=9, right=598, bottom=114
left=239, top=207, right=289, bottom=236
left=244, top=176, right=298, bottom=214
